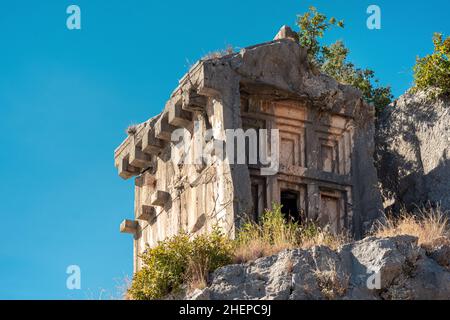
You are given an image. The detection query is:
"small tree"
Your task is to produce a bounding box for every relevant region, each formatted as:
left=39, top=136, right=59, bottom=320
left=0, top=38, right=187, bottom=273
left=296, top=7, right=393, bottom=113
left=413, top=32, right=450, bottom=97
left=297, top=7, right=344, bottom=64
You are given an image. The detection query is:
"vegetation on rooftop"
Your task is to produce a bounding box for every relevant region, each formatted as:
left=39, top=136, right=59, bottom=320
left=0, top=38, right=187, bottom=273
left=296, top=6, right=393, bottom=114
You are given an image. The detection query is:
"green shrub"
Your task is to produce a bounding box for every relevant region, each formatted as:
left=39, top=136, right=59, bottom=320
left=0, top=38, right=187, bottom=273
left=296, top=7, right=393, bottom=113
left=127, top=228, right=233, bottom=300
left=413, top=33, right=450, bottom=97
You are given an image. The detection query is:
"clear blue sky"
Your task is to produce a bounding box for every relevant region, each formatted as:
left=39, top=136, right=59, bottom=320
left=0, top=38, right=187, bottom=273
left=0, top=0, right=448, bottom=299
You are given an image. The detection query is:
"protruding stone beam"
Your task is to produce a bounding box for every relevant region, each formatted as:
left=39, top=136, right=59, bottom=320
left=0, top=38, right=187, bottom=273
left=155, top=113, right=177, bottom=141
left=136, top=205, right=157, bottom=221
left=129, top=137, right=152, bottom=169
left=182, top=90, right=207, bottom=112
left=120, top=219, right=138, bottom=234
left=168, top=96, right=192, bottom=128
left=142, top=127, right=164, bottom=155
left=151, top=190, right=171, bottom=207
left=118, top=155, right=140, bottom=180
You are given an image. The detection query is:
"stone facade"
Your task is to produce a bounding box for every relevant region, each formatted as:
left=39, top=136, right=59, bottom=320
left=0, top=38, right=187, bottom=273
left=114, top=27, right=383, bottom=272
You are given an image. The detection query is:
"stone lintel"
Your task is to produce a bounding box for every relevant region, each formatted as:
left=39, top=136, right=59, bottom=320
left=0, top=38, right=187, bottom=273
left=151, top=190, right=171, bottom=207
left=120, top=219, right=138, bottom=234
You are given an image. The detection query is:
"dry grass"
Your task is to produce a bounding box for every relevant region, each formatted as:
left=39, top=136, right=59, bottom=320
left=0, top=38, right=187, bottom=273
left=314, top=259, right=349, bottom=299
left=374, top=207, right=449, bottom=247
left=233, top=205, right=350, bottom=263
left=300, top=227, right=350, bottom=251
left=234, top=240, right=293, bottom=264
left=126, top=124, right=138, bottom=136
left=203, top=45, right=234, bottom=60
left=118, top=276, right=133, bottom=300
left=185, top=257, right=209, bottom=293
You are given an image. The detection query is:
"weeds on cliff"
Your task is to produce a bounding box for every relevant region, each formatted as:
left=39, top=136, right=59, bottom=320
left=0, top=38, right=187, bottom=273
left=374, top=206, right=449, bottom=247
left=234, top=204, right=300, bottom=263
left=314, top=259, right=349, bottom=299
left=127, top=228, right=233, bottom=300
left=234, top=204, right=349, bottom=263
left=126, top=124, right=138, bottom=136
left=300, top=223, right=350, bottom=251
left=202, top=45, right=234, bottom=60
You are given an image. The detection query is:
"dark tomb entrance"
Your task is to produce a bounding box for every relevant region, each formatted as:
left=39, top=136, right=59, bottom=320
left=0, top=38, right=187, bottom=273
left=280, top=190, right=300, bottom=223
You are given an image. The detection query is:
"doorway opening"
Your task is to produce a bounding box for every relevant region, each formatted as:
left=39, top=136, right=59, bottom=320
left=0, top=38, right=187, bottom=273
left=280, top=190, right=300, bottom=223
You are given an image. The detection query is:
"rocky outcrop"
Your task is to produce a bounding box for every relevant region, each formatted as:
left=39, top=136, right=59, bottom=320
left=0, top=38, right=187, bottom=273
left=376, top=90, right=450, bottom=212
left=187, top=236, right=450, bottom=300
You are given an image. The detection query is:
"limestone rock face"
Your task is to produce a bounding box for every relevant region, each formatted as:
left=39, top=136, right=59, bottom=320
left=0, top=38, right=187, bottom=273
left=186, top=236, right=450, bottom=300
left=376, top=91, right=450, bottom=212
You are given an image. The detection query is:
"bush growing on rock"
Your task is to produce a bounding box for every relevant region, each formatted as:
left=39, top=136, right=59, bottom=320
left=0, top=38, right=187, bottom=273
left=296, top=7, right=393, bottom=113
left=127, top=228, right=233, bottom=300
left=413, top=33, right=450, bottom=97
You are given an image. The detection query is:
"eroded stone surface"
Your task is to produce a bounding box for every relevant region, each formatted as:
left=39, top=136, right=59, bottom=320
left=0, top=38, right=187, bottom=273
left=376, top=90, right=450, bottom=212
